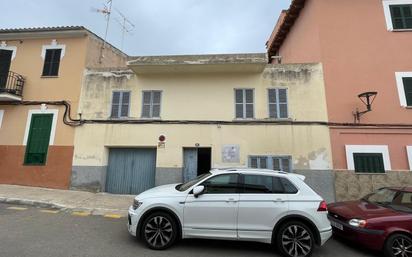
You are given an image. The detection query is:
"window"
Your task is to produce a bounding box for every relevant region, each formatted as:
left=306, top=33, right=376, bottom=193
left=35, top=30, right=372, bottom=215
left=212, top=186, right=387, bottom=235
left=268, top=88, right=288, bottom=119
left=24, top=114, right=53, bottom=165
left=395, top=73, right=412, bottom=107
left=346, top=145, right=391, bottom=173
left=390, top=4, right=412, bottom=29
left=383, top=1, right=412, bottom=30
left=280, top=178, right=298, bottom=194
left=249, top=155, right=292, bottom=172
left=111, top=91, right=130, bottom=118
left=42, top=49, right=62, bottom=76
left=241, top=175, right=298, bottom=194
left=353, top=153, right=385, bottom=173
left=142, top=91, right=161, bottom=118
left=202, top=174, right=239, bottom=194
left=235, top=89, right=254, bottom=119
left=0, top=110, right=3, bottom=128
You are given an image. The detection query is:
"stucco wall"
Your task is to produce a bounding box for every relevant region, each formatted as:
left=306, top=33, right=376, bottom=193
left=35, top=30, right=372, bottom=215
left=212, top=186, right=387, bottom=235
left=85, top=35, right=128, bottom=69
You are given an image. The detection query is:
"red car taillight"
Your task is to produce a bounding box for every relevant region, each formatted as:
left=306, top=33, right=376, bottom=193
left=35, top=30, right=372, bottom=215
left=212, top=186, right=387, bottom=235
left=317, top=200, right=328, bottom=212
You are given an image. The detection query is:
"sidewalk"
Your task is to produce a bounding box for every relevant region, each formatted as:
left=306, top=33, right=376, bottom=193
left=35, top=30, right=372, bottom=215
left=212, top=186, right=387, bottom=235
left=0, top=184, right=134, bottom=217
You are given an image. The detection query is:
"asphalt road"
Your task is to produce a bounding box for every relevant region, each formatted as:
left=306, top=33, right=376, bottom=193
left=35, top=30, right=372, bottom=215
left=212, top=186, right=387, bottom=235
left=0, top=203, right=380, bottom=257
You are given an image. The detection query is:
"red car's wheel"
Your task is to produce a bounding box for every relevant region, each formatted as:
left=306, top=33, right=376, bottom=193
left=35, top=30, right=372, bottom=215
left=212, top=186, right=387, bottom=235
left=384, top=233, right=412, bottom=257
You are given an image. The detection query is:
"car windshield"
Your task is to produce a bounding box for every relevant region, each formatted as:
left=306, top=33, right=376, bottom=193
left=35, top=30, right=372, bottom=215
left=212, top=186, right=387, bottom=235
left=365, top=188, right=412, bottom=213
left=175, top=172, right=212, bottom=192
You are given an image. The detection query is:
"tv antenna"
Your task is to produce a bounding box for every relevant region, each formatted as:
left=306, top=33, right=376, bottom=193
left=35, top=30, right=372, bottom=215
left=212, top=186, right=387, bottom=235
left=92, top=0, right=113, bottom=63
left=114, top=8, right=135, bottom=51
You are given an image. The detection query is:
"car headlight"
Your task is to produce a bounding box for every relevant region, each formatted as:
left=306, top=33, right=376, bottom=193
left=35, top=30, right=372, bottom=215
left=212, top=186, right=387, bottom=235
left=132, top=199, right=142, bottom=210
left=349, top=219, right=367, bottom=228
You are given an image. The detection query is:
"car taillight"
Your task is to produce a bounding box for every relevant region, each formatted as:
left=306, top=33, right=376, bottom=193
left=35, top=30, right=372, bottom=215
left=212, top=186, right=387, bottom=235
left=317, top=200, right=328, bottom=212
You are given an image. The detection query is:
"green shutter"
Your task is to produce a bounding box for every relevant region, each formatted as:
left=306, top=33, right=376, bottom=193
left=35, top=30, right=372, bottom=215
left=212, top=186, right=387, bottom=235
left=24, top=114, right=53, bottom=165
left=353, top=153, right=385, bottom=173
left=403, top=77, right=412, bottom=106
left=390, top=4, right=412, bottom=29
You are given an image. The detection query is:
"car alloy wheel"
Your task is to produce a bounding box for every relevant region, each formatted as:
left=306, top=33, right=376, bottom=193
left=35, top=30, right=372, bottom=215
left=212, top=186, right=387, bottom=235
left=391, top=236, right=412, bottom=257
left=279, top=223, right=314, bottom=257
left=143, top=214, right=175, bottom=250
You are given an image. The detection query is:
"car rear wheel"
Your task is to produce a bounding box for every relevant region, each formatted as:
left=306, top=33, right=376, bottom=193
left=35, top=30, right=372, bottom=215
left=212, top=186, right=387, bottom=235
left=141, top=212, right=177, bottom=250
left=384, top=234, right=412, bottom=257
left=276, top=221, right=315, bottom=257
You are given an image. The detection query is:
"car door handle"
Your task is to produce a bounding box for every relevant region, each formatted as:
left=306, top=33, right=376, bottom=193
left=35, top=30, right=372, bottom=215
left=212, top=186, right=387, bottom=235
left=274, top=198, right=286, bottom=203
left=226, top=198, right=238, bottom=203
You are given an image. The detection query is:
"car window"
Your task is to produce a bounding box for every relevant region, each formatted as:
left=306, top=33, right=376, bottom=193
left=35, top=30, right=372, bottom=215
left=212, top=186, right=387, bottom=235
left=367, top=188, right=397, bottom=205
left=391, top=191, right=412, bottom=212
left=280, top=178, right=298, bottom=194
left=202, top=174, right=239, bottom=194
left=176, top=172, right=212, bottom=192
left=242, top=175, right=285, bottom=194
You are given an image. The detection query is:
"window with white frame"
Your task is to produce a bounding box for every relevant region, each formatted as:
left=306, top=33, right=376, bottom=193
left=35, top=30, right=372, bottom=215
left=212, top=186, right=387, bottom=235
left=141, top=91, right=161, bottom=118
left=395, top=72, right=412, bottom=107
left=407, top=146, right=412, bottom=170
left=383, top=1, right=412, bottom=30
left=268, top=88, right=288, bottom=119
left=345, top=145, right=391, bottom=173
left=111, top=91, right=130, bottom=118
left=0, top=110, right=4, bottom=128
left=249, top=155, right=292, bottom=172
left=235, top=89, right=254, bottom=119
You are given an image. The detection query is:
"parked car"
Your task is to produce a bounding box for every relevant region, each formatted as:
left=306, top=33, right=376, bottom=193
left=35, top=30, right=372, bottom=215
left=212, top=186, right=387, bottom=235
left=328, top=187, right=412, bottom=257
left=127, top=168, right=332, bottom=257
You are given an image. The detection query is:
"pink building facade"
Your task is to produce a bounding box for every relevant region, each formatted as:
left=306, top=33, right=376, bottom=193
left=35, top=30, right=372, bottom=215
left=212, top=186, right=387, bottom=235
left=267, top=0, right=412, bottom=200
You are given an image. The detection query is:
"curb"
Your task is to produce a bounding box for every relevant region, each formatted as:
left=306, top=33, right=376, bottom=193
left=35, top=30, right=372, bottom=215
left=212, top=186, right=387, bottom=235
left=0, top=197, right=128, bottom=217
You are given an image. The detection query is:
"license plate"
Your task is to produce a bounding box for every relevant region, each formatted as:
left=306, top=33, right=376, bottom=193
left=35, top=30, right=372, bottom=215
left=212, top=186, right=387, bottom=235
left=330, top=220, right=343, bottom=230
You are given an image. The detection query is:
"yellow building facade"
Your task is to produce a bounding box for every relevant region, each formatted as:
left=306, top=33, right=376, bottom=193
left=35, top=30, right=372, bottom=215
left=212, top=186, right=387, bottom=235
left=72, top=54, right=335, bottom=201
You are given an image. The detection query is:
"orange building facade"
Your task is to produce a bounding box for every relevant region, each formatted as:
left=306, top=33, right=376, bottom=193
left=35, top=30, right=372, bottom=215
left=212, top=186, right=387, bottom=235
left=267, top=0, right=412, bottom=199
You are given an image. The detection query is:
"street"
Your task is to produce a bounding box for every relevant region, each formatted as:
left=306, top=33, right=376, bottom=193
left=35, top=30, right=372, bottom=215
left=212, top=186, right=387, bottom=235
left=0, top=203, right=379, bottom=257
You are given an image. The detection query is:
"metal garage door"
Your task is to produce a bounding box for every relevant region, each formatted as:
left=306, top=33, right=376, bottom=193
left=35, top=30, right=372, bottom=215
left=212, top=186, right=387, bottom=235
left=106, top=148, right=156, bottom=195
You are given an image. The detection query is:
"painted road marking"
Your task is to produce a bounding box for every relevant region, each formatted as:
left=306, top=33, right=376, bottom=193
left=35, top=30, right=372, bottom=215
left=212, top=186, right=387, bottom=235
left=7, top=206, right=28, bottom=211
left=71, top=211, right=91, bottom=217
left=104, top=214, right=122, bottom=219
left=40, top=209, right=60, bottom=214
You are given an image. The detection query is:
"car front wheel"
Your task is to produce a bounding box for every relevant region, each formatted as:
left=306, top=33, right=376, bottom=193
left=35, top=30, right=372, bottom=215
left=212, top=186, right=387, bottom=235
left=276, top=221, right=315, bottom=257
left=141, top=212, right=177, bottom=250
left=384, top=233, right=412, bottom=257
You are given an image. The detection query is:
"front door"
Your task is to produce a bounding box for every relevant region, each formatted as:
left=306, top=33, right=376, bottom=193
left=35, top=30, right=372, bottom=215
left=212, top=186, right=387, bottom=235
left=0, top=50, right=12, bottom=89
left=183, top=173, right=240, bottom=239
left=183, top=147, right=211, bottom=182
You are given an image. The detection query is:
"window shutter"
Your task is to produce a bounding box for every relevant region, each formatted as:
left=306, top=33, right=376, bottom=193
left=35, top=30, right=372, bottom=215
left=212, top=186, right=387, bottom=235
left=273, top=158, right=280, bottom=171
left=268, top=89, right=277, bottom=118
left=278, top=89, right=288, bottom=118
left=24, top=114, right=53, bottom=165
left=120, top=92, right=130, bottom=117
left=403, top=77, right=412, bottom=106
left=152, top=91, right=161, bottom=117
left=281, top=158, right=290, bottom=172
left=353, top=153, right=385, bottom=173
left=42, top=49, right=61, bottom=76
left=259, top=157, right=267, bottom=169
left=390, top=4, right=412, bottom=29
left=245, top=89, right=254, bottom=118
left=111, top=92, right=121, bottom=118
left=235, top=89, right=244, bottom=118
left=250, top=157, right=258, bottom=168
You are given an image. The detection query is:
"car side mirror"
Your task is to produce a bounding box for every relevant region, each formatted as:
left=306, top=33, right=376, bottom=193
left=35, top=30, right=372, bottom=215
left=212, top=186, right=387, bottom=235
left=193, top=185, right=205, bottom=198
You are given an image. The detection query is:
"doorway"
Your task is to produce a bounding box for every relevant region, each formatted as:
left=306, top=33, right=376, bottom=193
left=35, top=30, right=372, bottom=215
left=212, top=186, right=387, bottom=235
left=0, top=50, right=12, bottom=89
left=183, top=148, right=211, bottom=182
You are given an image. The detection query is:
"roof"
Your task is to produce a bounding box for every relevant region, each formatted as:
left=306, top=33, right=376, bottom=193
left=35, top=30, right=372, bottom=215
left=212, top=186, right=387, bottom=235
left=0, top=26, right=127, bottom=57
left=267, top=0, right=307, bottom=59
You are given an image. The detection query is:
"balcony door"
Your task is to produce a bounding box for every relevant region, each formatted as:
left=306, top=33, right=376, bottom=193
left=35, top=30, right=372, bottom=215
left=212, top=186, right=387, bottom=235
left=0, top=50, right=12, bottom=90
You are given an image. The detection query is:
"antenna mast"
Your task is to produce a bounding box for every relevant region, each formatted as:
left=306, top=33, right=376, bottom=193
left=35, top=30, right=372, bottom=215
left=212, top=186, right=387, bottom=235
left=114, top=8, right=135, bottom=51
left=95, top=0, right=113, bottom=63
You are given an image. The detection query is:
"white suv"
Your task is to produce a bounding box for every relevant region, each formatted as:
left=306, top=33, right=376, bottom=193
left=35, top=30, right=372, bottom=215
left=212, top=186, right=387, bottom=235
left=127, top=169, right=332, bottom=257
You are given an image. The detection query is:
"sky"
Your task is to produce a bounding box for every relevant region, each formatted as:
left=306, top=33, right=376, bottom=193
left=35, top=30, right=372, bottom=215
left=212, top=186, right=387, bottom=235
left=1, top=0, right=291, bottom=56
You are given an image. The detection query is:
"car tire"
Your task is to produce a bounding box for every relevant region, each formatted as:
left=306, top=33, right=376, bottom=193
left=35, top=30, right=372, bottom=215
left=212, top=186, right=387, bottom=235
left=140, top=212, right=178, bottom=250
left=384, top=233, right=412, bottom=257
left=276, top=221, right=315, bottom=257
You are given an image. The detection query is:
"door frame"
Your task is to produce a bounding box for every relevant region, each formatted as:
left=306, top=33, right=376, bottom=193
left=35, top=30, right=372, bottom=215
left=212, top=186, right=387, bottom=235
left=23, top=109, right=58, bottom=146
left=182, top=147, right=212, bottom=182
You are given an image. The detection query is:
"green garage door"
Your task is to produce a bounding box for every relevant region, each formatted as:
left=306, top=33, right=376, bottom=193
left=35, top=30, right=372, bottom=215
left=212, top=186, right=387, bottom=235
left=106, top=148, right=156, bottom=195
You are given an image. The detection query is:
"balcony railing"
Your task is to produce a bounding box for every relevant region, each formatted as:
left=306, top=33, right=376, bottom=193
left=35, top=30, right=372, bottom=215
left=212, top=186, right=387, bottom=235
left=0, top=71, right=25, bottom=98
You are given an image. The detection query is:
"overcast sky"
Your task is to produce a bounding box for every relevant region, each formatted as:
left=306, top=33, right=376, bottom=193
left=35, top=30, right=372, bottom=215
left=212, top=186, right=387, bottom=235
left=1, top=0, right=291, bottom=56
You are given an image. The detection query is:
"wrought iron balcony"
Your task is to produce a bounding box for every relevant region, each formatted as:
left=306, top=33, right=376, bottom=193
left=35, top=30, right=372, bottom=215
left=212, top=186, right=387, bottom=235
left=0, top=71, right=25, bottom=101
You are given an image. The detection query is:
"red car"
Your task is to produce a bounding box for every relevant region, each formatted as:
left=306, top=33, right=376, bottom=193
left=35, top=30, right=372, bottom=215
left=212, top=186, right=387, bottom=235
left=328, top=187, right=412, bottom=257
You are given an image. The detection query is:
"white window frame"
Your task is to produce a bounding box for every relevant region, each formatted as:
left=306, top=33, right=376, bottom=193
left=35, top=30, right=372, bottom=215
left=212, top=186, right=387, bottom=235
left=248, top=155, right=293, bottom=172
left=141, top=90, right=162, bottom=119
left=110, top=90, right=131, bottom=119
left=383, top=0, right=412, bottom=31
left=0, top=41, right=17, bottom=60
left=268, top=88, right=289, bottom=119
left=41, top=39, right=66, bottom=60
left=0, top=110, right=4, bottom=128
left=234, top=88, right=255, bottom=119
left=345, top=145, right=391, bottom=171
left=23, top=109, right=59, bottom=146
left=407, top=146, right=412, bottom=170
left=395, top=72, right=412, bottom=107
